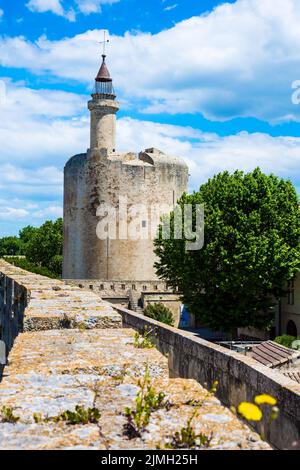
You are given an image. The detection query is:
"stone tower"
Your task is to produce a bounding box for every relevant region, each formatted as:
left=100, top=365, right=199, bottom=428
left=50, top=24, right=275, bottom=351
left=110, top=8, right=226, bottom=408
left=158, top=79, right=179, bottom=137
left=63, top=52, right=188, bottom=294
left=88, top=54, right=119, bottom=151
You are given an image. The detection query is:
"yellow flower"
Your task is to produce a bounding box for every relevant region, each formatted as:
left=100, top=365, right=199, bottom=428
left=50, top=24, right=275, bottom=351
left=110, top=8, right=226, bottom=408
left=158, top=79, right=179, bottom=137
left=254, top=394, right=277, bottom=406
left=210, top=380, right=219, bottom=393
left=237, top=402, right=262, bottom=421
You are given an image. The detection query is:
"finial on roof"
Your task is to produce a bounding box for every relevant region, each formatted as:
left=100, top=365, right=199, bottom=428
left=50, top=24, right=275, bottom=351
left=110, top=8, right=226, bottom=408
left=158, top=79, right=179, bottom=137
left=100, top=30, right=109, bottom=55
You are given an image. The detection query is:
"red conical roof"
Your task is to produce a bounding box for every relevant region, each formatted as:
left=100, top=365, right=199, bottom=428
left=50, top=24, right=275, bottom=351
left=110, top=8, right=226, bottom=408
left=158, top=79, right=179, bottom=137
left=95, top=55, right=112, bottom=82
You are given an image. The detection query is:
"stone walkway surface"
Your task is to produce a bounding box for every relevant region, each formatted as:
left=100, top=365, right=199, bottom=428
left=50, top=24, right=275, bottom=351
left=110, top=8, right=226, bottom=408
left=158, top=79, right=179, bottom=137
left=0, top=261, right=270, bottom=450
left=0, top=329, right=270, bottom=450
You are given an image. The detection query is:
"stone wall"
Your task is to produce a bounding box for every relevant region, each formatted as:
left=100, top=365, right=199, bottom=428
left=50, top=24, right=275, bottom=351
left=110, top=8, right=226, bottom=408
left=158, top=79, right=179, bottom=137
left=2, top=260, right=300, bottom=449
left=114, top=305, right=300, bottom=450
left=0, top=260, right=121, bottom=371
left=63, top=148, right=188, bottom=281
left=64, top=278, right=172, bottom=299
left=0, top=271, right=27, bottom=364
left=281, top=273, right=300, bottom=336
left=64, top=278, right=183, bottom=325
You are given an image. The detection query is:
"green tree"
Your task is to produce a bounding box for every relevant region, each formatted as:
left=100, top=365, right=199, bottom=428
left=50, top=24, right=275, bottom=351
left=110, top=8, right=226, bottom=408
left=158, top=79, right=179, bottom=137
left=274, top=335, right=299, bottom=349
left=154, top=169, right=300, bottom=334
left=48, top=254, right=63, bottom=275
left=0, top=236, right=22, bottom=256
left=19, top=225, right=38, bottom=254
left=19, top=225, right=38, bottom=245
left=144, top=303, right=175, bottom=326
left=25, top=218, right=63, bottom=274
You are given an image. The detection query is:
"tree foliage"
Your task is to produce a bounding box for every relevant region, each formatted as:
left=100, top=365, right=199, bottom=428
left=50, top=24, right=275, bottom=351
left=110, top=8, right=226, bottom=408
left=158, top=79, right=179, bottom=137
left=154, top=169, right=300, bottom=332
left=3, top=257, right=59, bottom=279
left=0, top=218, right=63, bottom=276
left=0, top=236, right=23, bottom=257
left=19, top=225, right=38, bottom=246
left=24, top=219, right=63, bottom=274
left=274, top=335, right=300, bottom=349
left=143, top=303, right=175, bottom=326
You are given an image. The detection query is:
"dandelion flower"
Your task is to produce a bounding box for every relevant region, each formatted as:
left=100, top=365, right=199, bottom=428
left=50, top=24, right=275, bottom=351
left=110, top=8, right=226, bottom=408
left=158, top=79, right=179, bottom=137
left=254, top=394, right=277, bottom=406
left=237, top=402, right=262, bottom=421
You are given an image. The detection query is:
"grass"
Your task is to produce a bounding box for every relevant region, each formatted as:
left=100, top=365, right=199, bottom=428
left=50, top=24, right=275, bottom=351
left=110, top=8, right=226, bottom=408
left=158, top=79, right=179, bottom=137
left=0, top=406, right=20, bottom=424
left=33, top=405, right=101, bottom=425
left=165, top=410, right=212, bottom=449
left=133, top=327, right=156, bottom=349
left=123, top=365, right=169, bottom=438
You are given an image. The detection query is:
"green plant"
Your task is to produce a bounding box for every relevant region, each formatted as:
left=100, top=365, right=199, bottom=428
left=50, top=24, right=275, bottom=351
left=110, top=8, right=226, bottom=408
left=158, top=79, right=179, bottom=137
left=133, top=327, right=155, bottom=349
left=144, top=303, right=174, bottom=326
left=34, top=405, right=101, bottom=425
left=123, top=366, right=168, bottom=439
left=33, top=413, right=43, bottom=424
left=274, top=335, right=300, bottom=349
left=0, top=406, right=20, bottom=424
left=163, top=380, right=218, bottom=449
left=110, top=366, right=128, bottom=384
left=24, top=219, right=63, bottom=272
left=55, top=405, right=101, bottom=425
left=78, top=321, right=87, bottom=332
left=0, top=236, right=23, bottom=257
left=166, top=410, right=212, bottom=449
left=154, top=168, right=300, bottom=334
left=48, top=254, right=63, bottom=276
left=1, top=219, right=63, bottom=277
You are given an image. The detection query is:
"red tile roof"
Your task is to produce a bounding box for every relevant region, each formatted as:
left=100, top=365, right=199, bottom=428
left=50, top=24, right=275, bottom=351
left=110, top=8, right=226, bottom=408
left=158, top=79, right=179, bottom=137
left=95, top=55, right=112, bottom=82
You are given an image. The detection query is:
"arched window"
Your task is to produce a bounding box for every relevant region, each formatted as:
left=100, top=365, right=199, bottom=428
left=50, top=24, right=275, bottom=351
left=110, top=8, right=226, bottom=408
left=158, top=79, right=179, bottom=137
left=286, top=320, right=298, bottom=337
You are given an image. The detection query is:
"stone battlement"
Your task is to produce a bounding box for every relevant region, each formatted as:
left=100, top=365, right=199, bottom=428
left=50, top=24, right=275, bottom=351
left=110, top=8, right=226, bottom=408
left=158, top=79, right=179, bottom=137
left=0, top=260, right=270, bottom=450
left=0, top=260, right=121, bottom=360
left=0, top=260, right=300, bottom=449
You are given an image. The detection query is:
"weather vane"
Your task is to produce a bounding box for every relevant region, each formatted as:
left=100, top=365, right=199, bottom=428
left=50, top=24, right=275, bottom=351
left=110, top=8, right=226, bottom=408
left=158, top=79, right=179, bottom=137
left=99, top=30, right=110, bottom=57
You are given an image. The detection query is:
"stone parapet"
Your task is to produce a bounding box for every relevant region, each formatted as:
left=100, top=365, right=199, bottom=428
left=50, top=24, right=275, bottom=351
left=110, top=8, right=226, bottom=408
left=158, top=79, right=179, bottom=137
left=0, top=259, right=121, bottom=361
left=114, top=305, right=300, bottom=449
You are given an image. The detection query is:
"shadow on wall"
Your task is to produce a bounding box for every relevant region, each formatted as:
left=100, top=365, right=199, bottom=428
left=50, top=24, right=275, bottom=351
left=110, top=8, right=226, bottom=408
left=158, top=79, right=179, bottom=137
left=0, top=273, right=27, bottom=382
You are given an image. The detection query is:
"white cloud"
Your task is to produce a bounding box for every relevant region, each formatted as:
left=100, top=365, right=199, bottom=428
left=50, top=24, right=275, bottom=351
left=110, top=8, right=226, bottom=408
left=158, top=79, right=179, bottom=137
left=26, top=0, right=119, bottom=20
left=0, top=8, right=4, bottom=20
left=27, top=0, right=64, bottom=15
left=0, top=207, right=29, bottom=221
left=75, top=0, right=120, bottom=15
left=0, top=80, right=88, bottom=166
left=0, top=164, right=62, bottom=186
left=116, top=118, right=300, bottom=191
left=3, top=0, right=300, bottom=121
left=0, top=199, right=63, bottom=228
left=0, top=78, right=299, bottom=234
left=32, top=205, right=63, bottom=218
left=0, top=81, right=82, bottom=232
left=26, top=0, right=76, bottom=22
left=1, top=79, right=85, bottom=117
left=164, top=4, right=178, bottom=12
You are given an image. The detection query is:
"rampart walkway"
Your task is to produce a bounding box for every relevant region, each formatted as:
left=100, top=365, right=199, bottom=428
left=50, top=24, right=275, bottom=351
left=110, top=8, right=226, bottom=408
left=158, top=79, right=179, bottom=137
left=0, top=260, right=270, bottom=450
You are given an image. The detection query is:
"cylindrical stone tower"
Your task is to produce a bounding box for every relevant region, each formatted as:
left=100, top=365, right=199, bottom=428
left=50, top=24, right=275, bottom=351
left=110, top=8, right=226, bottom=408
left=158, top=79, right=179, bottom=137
left=63, top=53, right=189, bottom=282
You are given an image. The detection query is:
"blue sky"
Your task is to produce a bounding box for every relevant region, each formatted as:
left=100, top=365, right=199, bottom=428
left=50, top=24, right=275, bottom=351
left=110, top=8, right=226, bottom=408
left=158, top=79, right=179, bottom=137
left=0, top=0, right=300, bottom=235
